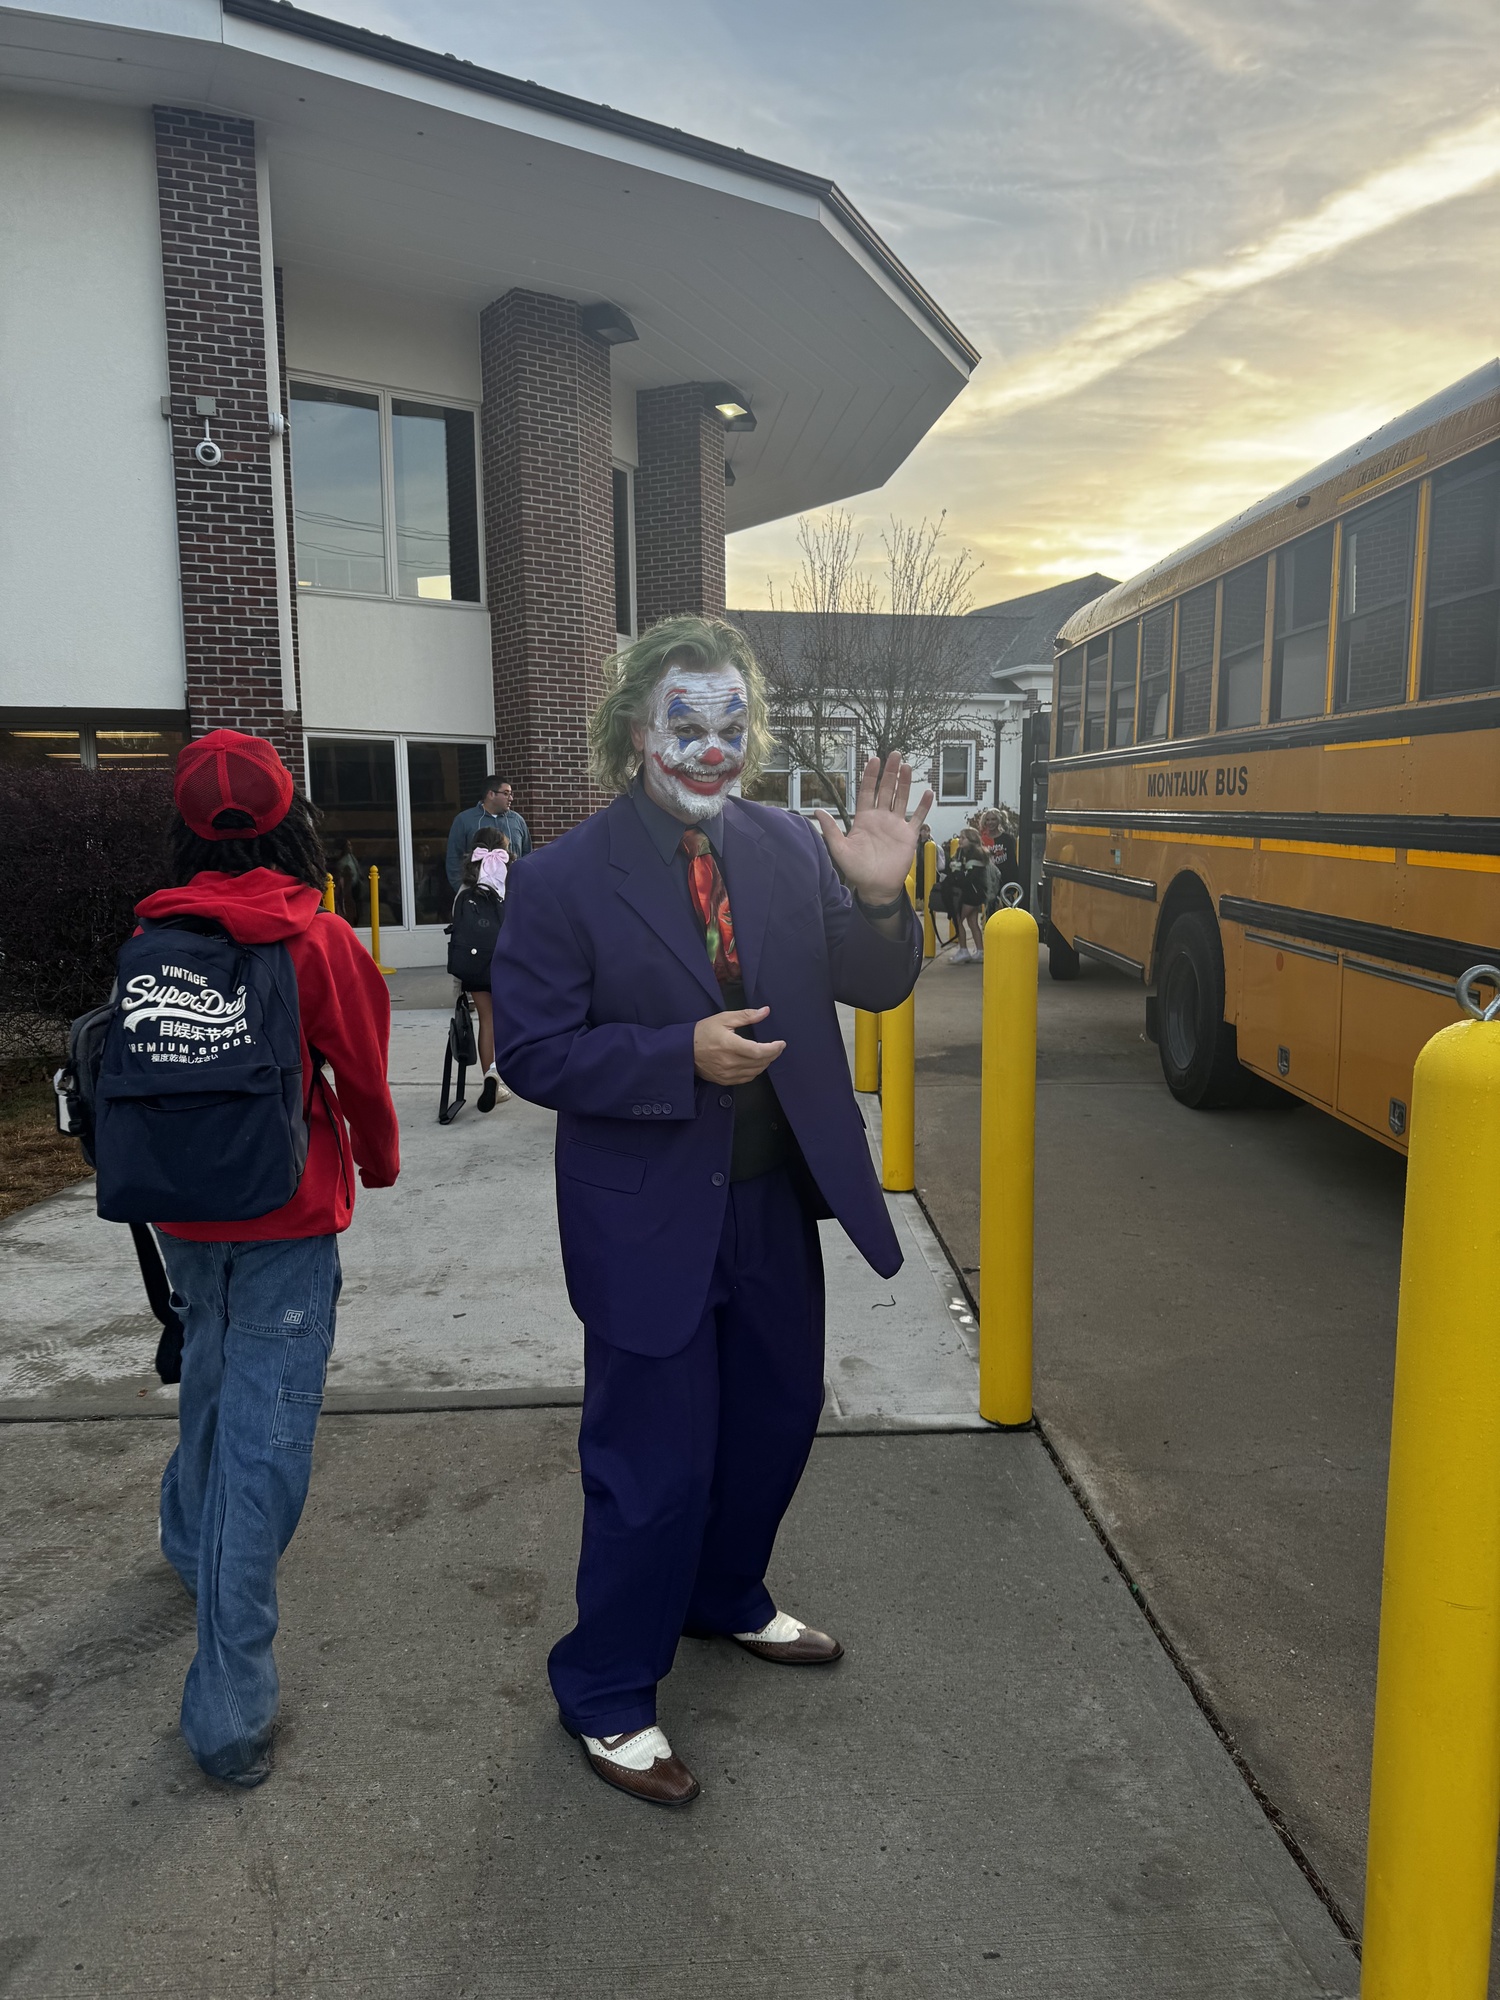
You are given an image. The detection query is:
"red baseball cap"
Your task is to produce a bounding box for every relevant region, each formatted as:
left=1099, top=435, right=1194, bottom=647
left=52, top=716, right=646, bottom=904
left=174, top=730, right=295, bottom=839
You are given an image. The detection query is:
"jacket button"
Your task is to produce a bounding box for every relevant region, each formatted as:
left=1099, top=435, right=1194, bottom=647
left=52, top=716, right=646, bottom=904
left=661, top=1102, right=672, bottom=1115
left=632, top=1105, right=642, bottom=1116
left=719, top=1093, right=733, bottom=1108
left=711, top=1172, right=726, bottom=1187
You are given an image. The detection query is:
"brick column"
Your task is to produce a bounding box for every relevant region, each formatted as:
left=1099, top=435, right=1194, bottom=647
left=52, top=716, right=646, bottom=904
left=479, top=290, right=614, bottom=844
left=153, top=108, right=298, bottom=765
left=634, top=385, right=727, bottom=628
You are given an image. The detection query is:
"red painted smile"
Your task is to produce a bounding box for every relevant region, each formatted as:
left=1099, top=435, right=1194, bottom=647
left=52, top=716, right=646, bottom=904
left=651, top=753, right=736, bottom=795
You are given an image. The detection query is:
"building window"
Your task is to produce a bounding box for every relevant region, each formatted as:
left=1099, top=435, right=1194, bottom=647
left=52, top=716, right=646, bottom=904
left=1218, top=559, right=1268, bottom=730
left=1336, top=488, right=1416, bottom=710
left=1423, top=447, right=1500, bottom=698
left=1173, top=585, right=1215, bottom=738
left=290, top=379, right=481, bottom=604
left=406, top=740, right=490, bottom=924
left=391, top=401, right=481, bottom=601
left=1109, top=622, right=1138, bottom=747
left=938, top=740, right=977, bottom=801
left=1271, top=525, right=1334, bottom=720
left=0, top=724, right=185, bottom=770
left=308, top=738, right=403, bottom=927
left=307, top=733, right=493, bottom=929
left=612, top=466, right=636, bottom=639
left=742, top=731, right=855, bottom=814
left=1137, top=607, right=1173, bottom=740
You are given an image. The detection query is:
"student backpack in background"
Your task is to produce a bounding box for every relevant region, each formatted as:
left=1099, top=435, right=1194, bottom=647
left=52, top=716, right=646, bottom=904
left=58, top=916, right=311, bottom=1224
left=446, top=884, right=504, bottom=985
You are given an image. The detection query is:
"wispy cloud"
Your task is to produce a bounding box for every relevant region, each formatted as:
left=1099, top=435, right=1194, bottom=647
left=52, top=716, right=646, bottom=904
left=948, top=106, right=1500, bottom=430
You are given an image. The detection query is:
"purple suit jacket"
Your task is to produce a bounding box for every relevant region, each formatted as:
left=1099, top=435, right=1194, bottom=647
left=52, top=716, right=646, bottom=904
left=492, top=793, right=921, bottom=1356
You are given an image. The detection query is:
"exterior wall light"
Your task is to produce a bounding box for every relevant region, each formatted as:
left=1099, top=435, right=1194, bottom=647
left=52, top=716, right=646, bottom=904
left=705, top=383, right=756, bottom=432
left=580, top=301, right=639, bottom=345
left=724, top=459, right=736, bottom=487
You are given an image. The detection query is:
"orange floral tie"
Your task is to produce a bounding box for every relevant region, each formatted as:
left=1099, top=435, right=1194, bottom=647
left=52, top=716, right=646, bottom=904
left=680, top=827, right=740, bottom=986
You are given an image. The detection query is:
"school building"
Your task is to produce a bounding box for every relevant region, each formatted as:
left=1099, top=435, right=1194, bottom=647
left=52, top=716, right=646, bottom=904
left=0, top=0, right=975, bottom=961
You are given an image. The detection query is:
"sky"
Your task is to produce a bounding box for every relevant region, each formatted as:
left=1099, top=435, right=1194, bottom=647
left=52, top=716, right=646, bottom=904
left=313, top=0, right=1499, bottom=612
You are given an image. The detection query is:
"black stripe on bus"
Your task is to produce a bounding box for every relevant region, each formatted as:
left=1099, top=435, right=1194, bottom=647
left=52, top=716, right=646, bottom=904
left=1040, top=689, right=1500, bottom=773
left=1043, top=861, right=1158, bottom=902
left=1045, top=808, right=1500, bottom=854
left=1218, top=897, right=1500, bottom=980
left=1074, top=937, right=1146, bottom=979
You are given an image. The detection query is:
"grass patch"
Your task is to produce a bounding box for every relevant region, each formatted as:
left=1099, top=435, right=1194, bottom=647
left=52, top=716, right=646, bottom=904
left=0, top=1056, right=92, bottom=1221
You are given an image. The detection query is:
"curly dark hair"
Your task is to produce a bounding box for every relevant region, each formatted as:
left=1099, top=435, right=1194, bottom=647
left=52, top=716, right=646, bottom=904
left=166, top=791, right=327, bottom=889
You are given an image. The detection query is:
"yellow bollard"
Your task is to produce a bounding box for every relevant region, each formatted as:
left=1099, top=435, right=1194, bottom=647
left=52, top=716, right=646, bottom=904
left=878, top=857, right=919, bottom=1193
left=921, top=839, right=938, bottom=960
left=367, top=865, right=395, bottom=975
left=1361, top=1000, right=1500, bottom=2000
left=321, top=872, right=335, bottom=913
left=978, top=905, right=1039, bottom=1425
left=854, top=1009, right=880, bottom=1092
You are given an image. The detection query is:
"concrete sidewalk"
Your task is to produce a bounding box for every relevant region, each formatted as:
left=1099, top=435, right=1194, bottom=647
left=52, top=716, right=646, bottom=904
left=0, top=1411, right=1356, bottom=1998
left=0, top=979, right=1359, bottom=1993
left=0, top=1009, right=982, bottom=1429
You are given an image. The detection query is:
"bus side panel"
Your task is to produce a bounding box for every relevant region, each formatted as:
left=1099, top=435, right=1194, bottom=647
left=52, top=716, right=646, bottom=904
left=1337, top=968, right=1460, bottom=1143
left=1238, top=937, right=1340, bottom=1105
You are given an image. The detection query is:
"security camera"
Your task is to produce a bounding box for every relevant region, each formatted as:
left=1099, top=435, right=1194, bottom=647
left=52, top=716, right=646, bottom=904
left=194, top=420, right=223, bottom=467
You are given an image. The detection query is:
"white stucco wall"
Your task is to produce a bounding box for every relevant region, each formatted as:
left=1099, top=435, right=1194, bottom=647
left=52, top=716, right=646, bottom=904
left=0, top=94, right=184, bottom=711
left=280, top=267, right=481, bottom=402
left=297, top=594, right=493, bottom=738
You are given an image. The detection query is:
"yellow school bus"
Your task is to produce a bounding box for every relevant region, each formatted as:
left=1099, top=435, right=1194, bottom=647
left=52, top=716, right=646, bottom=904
left=1040, top=361, right=1500, bottom=1148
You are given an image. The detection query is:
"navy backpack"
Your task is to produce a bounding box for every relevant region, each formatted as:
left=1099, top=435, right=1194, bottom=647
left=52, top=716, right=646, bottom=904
left=60, top=916, right=312, bottom=1225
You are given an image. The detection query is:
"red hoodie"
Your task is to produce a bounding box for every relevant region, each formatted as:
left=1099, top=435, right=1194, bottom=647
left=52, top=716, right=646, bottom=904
left=134, top=869, right=401, bottom=1241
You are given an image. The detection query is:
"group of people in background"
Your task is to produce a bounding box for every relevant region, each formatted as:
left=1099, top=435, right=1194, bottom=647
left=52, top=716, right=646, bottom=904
left=923, top=807, right=1023, bottom=964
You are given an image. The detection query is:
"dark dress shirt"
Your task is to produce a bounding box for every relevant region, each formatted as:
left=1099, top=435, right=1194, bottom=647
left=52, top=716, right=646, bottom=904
left=630, top=781, right=800, bottom=1182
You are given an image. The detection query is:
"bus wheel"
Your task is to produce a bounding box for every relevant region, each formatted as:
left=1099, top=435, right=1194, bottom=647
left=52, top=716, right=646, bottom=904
left=1156, top=910, right=1252, bottom=1107
left=1047, top=926, right=1081, bottom=981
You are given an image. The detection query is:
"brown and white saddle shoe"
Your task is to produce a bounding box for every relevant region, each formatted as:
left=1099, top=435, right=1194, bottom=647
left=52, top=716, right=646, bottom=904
left=578, top=1726, right=700, bottom=1807
left=731, top=1610, right=844, bottom=1666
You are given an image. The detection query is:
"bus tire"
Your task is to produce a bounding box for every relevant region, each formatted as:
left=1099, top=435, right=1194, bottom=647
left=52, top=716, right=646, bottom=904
left=1047, top=927, right=1081, bottom=981
left=1156, top=909, right=1253, bottom=1108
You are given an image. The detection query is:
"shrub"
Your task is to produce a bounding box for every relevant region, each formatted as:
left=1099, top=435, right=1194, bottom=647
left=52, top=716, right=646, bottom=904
left=0, top=767, right=174, bottom=1054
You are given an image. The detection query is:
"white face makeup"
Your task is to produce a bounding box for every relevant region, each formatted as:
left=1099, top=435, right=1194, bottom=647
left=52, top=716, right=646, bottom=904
left=638, top=663, right=748, bottom=822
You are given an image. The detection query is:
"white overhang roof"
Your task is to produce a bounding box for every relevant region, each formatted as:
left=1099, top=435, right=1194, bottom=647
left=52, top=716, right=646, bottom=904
left=0, top=0, right=977, bottom=532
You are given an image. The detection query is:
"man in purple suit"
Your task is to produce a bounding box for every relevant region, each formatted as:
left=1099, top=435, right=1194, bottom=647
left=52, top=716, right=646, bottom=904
left=493, top=614, right=931, bottom=1808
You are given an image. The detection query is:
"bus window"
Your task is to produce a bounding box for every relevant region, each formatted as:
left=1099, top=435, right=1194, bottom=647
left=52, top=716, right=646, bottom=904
left=1055, top=647, right=1083, bottom=756
left=1083, top=638, right=1109, bottom=751
left=1423, top=447, right=1500, bottom=697
left=1218, top=559, right=1268, bottom=729
left=1173, top=584, right=1215, bottom=737
left=1272, top=524, right=1335, bottom=720
left=1138, top=605, right=1172, bottom=740
left=1109, top=622, right=1139, bottom=746
left=1336, top=487, right=1416, bottom=710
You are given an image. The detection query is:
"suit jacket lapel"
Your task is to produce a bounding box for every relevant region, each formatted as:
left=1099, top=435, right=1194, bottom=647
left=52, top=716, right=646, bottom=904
left=607, top=796, right=722, bottom=1006
left=721, top=801, right=776, bottom=1003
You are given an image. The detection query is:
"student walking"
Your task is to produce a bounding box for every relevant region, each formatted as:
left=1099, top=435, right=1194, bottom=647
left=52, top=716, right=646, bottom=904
left=947, top=827, right=997, bottom=962
left=450, top=828, right=512, bottom=1111
left=134, top=731, right=400, bottom=1787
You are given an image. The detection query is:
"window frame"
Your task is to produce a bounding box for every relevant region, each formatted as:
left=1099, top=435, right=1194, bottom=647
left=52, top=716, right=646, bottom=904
left=1420, top=447, right=1500, bottom=702
left=1334, top=484, right=1418, bottom=713
left=1215, top=557, right=1273, bottom=732
left=937, top=737, right=979, bottom=803
left=612, top=462, right=637, bottom=643
left=288, top=371, right=486, bottom=610
left=304, top=728, right=494, bottom=930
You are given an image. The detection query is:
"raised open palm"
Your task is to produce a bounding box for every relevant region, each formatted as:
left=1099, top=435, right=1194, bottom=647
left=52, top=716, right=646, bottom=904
left=813, top=754, right=935, bottom=905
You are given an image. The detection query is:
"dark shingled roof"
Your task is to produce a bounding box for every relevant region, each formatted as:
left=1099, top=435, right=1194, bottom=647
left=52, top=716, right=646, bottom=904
left=967, top=575, right=1118, bottom=687
left=729, top=574, right=1118, bottom=696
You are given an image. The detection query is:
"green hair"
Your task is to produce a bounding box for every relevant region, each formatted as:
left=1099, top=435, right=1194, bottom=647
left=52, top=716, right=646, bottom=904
left=588, top=615, right=773, bottom=796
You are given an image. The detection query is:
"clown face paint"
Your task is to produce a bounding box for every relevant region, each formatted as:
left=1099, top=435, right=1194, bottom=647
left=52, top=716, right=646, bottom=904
left=639, top=663, right=748, bottom=822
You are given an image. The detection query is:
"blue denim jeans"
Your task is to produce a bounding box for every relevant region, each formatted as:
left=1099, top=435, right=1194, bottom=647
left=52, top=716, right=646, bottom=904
left=156, top=1232, right=341, bottom=1781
